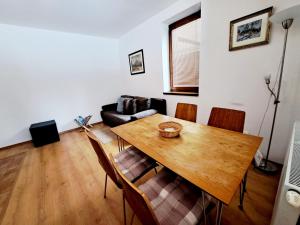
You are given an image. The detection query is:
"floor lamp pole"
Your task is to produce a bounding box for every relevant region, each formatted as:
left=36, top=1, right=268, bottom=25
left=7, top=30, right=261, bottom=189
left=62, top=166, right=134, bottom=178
left=259, top=18, right=294, bottom=173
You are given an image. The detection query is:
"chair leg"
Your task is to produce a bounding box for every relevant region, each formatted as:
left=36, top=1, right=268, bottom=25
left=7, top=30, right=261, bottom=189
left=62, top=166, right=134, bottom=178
left=244, top=171, right=248, bottom=192
left=123, top=193, right=127, bottom=225
left=239, top=171, right=248, bottom=210
left=201, top=191, right=207, bottom=225
left=154, top=167, right=158, bottom=174
left=104, top=173, right=108, bottom=199
left=130, top=213, right=135, bottom=225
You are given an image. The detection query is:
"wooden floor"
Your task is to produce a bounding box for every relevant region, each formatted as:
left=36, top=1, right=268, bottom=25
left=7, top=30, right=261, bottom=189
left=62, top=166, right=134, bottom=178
left=0, top=124, right=281, bottom=225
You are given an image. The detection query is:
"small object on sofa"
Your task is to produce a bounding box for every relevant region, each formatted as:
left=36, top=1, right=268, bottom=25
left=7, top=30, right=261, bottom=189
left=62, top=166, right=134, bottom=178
left=158, top=121, right=182, bottom=138
left=29, top=120, right=60, bottom=147
left=74, top=115, right=93, bottom=131
left=101, top=95, right=166, bottom=127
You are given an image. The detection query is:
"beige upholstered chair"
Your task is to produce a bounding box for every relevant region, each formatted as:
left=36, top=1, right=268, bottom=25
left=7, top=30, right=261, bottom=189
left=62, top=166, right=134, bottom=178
left=85, top=130, right=157, bottom=198
left=112, top=158, right=214, bottom=225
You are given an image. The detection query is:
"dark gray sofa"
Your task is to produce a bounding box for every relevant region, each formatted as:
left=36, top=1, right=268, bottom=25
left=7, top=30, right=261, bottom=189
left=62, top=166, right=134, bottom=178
left=101, top=95, right=167, bottom=127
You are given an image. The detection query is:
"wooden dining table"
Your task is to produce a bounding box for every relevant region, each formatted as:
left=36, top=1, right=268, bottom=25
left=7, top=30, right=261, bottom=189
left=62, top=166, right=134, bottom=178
left=111, top=114, right=262, bottom=225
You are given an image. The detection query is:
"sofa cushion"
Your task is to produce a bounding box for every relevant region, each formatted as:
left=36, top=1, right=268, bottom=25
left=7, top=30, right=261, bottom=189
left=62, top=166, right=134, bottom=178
left=117, top=97, right=132, bottom=114
left=101, top=111, right=132, bottom=126
left=135, top=96, right=150, bottom=112
left=123, top=98, right=137, bottom=115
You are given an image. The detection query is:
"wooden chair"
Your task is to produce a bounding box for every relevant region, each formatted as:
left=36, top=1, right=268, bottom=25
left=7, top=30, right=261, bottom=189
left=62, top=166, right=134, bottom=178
left=85, top=130, right=157, bottom=198
left=175, top=103, right=198, bottom=122
left=112, top=157, right=214, bottom=225
left=208, top=107, right=245, bottom=133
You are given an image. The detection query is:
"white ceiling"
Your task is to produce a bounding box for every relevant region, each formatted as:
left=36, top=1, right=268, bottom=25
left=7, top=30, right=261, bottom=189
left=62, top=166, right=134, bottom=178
left=0, top=0, right=178, bottom=38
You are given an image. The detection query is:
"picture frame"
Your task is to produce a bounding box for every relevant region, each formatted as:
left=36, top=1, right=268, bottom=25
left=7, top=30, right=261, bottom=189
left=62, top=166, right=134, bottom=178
left=128, top=49, right=145, bottom=75
left=229, top=7, right=273, bottom=51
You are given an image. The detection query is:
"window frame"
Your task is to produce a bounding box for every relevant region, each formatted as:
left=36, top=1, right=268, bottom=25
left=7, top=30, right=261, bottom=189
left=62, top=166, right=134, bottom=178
left=168, top=10, right=201, bottom=94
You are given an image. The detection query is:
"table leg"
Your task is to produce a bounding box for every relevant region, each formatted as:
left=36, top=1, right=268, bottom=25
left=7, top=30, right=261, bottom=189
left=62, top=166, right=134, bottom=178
left=117, top=135, right=125, bottom=152
left=117, top=135, right=120, bottom=152
left=215, top=201, right=223, bottom=225
left=239, top=171, right=248, bottom=210
left=117, top=136, right=124, bottom=152
left=244, top=171, right=248, bottom=193
left=121, top=138, right=125, bottom=150
left=202, top=191, right=207, bottom=225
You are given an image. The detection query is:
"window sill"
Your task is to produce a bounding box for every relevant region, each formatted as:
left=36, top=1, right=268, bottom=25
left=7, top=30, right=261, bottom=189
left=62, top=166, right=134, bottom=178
left=163, top=91, right=199, bottom=96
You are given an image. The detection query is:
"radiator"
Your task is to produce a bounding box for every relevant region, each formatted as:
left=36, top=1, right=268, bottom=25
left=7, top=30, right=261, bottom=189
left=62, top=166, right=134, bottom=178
left=271, top=122, right=300, bottom=225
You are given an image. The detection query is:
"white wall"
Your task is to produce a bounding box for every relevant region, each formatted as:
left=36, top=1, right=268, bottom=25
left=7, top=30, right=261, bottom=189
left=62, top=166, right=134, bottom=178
left=119, top=0, right=300, bottom=163
left=0, top=24, right=123, bottom=148
left=1, top=0, right=299, bottom=162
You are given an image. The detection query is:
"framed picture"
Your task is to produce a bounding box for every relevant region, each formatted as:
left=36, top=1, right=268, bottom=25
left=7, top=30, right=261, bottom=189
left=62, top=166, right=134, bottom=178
left=128, top=49, right=145, bottom=75
left=229, top=7, right=273, bottom=51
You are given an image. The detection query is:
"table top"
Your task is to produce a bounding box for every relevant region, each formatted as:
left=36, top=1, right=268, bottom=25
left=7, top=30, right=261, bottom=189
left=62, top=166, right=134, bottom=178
left=111, top=114, right=262, bottom=204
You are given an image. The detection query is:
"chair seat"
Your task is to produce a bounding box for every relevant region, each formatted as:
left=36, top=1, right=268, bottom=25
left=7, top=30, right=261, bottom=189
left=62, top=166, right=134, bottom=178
left=114, top=146, right=156, bottom=183
left=139, top=168, right=213, bottom=225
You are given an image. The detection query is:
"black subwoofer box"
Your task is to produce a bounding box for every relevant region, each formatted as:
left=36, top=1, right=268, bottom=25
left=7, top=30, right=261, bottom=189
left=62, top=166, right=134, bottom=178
left=29, top=120, right=60, bottom=147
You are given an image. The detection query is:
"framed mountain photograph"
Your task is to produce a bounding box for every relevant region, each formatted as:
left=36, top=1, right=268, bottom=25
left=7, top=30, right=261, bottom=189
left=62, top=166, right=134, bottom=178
left=229, top=7, right=273, bottom=51
left=128, top=49, right=145, bottom=75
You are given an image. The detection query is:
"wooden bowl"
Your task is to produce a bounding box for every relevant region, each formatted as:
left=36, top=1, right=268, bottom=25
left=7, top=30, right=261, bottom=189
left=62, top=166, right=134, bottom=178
left=158, top=121, right=182, bottom=138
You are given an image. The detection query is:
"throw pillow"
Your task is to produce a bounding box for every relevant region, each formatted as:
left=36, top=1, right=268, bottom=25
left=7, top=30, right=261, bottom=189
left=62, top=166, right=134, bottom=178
left=116, top=97, right=124, bottom=113
left=117, top=97, right=132, bottom=114
left=123, top=98, right=137, bottom=115
left=135, top=97, right=150, bottom=112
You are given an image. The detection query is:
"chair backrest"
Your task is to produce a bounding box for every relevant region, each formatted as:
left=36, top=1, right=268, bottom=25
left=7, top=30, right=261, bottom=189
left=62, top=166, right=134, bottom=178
left=111, top=156, right=159, bottom=225
left=85, top=130, right=120, bottom=187
left=175, top=103, right=198, bottom=122
left=208, top=107, right=245, bottom=133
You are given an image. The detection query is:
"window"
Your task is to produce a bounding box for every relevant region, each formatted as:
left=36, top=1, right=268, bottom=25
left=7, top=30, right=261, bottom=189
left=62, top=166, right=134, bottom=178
left=168, top=11, right=200, bottom=95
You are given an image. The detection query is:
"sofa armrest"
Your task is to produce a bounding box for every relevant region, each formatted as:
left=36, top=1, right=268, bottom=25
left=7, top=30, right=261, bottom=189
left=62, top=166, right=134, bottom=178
left=150, top=98, right=167, bottom=115
left=131, top=109, right=158, bottom=120
left=102, top=103, right=118, bottom=111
